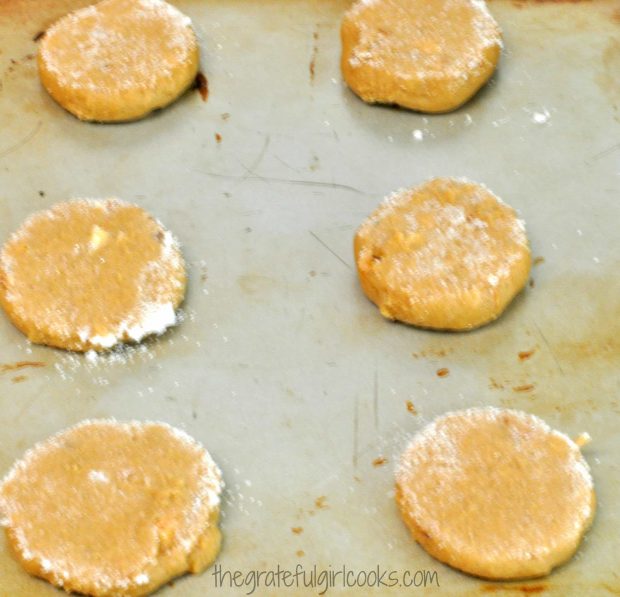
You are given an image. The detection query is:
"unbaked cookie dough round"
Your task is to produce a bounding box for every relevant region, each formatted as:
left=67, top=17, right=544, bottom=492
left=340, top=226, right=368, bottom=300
left=341, top=0, right=502, bottom=113
left=354, top=178, right=531, bottom=330
left=0, top=420, right=223, bottom=597
left=38, top=0, right=200, bottom=122
left=396, top=407, right=595, bottom=579
left=0, top=198, right=186, bottom=352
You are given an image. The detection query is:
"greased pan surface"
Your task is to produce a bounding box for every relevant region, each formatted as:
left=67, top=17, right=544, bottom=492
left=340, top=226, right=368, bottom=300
left=0, top=1, right=618, bottom=595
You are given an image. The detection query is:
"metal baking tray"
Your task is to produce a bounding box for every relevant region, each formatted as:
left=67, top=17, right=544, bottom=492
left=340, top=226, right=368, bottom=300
left=0, top=0, right=618, bottom=595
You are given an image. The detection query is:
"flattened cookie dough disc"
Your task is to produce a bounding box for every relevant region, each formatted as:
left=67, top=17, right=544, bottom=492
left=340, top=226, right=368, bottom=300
left=38, top=0, right=199, bottom=122
left=341, top=0, right=502, bottom=113
left=396, top=408, right=595, bottom=579
left=0, top=198, right=186, bottom=352
left=0, top=420, right=223, bottom=597
left=354, top=178, right=531, bottom=330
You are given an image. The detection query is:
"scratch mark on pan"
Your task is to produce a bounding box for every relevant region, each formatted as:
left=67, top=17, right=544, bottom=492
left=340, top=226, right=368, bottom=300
left=534, top=322, right=565, bottom=376
left=246, top=134, right=271, bottom=173
left=585, top=142, right=620, bottom=165
left=353, top=394, right=359, bottom=468
left=0, top=121, right=42, bottom=160
left=309, top=230, right=352, bottom=271
left=195, top=169, right=371, bottom=196
left=373, top=366, right=379, bottom=430
left=274, top=154, right=303, bottom=173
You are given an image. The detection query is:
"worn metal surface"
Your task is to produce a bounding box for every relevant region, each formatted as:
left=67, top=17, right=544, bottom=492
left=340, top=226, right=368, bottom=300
left=0, top=0, right=618, bottom=595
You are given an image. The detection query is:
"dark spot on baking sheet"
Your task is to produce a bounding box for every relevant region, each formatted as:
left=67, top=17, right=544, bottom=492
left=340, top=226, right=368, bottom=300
left=296, top=550, right=305, bottom=557
left=533, top=256, right=545, bottom=266
left=221, top=112, right=230, bottom=120
left=195, top=72, right=208, bottom=102
left=11, top=375, right=27, bottom=383
left=38, top=190, right=45, bottom=197
left=309, top=270, right=317, bottom=277
left=309, top=27, right=319, bottom=82
left=436, top=367, right=449, bottom=377
left=513, top=383, right=535, bottom=393
left=406, top=400, right=417, bottom=415
left=215, top=132, right=222, bottom=143
left=529, top=278, right=535, bottom=288
left=412, top=347, right=452, bottom=359
left=291, top=526, right=303, bottom=534
left=481, top=584, right=547, bottom=594
left=309, top=154, right=319, bottom=171
left=518, top=348, right=536, bottom=361
left=314, top=495, right=328, bottom=509
left=32, top=30, right=45, bottom=41
left=0, top=361, right=45, bottom=373
left=372, top=456, right=387, bottom=467
left=489, top=378, right=505, bottom=390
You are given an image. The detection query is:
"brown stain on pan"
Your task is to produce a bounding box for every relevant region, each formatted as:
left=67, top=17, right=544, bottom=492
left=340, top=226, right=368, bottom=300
left=597, top=38, right=620, bottom=118
left=194, top=72, right=209, bottom=102
left=528, top=273, right=613, bottom=367
left=0, top=361, right=45, bottom=374
left=512, top=383, right=535, bottom=393
left=518, top=348, right=536, bottom=361
left=413, top=269, right=619, bottom=420
left=480, top=584, right=548, bottom=594
left=309, top=27, right=319, bottom=83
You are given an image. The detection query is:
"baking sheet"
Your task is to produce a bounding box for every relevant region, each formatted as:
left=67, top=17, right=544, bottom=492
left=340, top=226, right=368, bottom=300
left=0, top=0, right=619, bottom=595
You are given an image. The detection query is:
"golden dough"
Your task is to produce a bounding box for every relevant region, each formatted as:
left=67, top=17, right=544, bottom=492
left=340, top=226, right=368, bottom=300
left=354, top=178, right=531, bottom=330
left=396, top=407, right=595, bottom=579
left=38, top=0, right=199, bottom=122
left=341, top=0, right=502, bottom=113
left=0, top=198, right=186, bottom=352
left=0, top=420, right=223, bottom=597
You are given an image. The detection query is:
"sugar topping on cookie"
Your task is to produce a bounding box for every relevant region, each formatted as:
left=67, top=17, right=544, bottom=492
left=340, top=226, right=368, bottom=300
left=355, top=178, right=531, bottom=330
left=396, top=407, right=595, bottom=579
left=0, top=198, right=186, bottom=351
left=341, top=0, right=502, bottom=112
left=38, top=0, right=199, bottom=120
left=0, top=420, right=223, bottom=596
